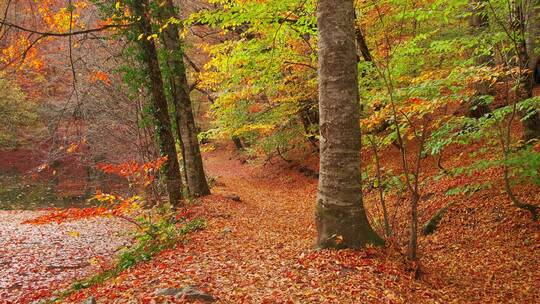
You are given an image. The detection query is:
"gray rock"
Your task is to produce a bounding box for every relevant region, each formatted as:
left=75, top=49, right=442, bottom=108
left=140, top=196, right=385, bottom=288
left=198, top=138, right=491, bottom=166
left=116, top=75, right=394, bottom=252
left=83, top=297, right=97, bottom=304
left=225, top=194, right=241, bottom=202
left=154, top=287, right=184, bottom=296
left=154, top=285, right=215, bottom=302
left=176, top=285, right=215, bottom=302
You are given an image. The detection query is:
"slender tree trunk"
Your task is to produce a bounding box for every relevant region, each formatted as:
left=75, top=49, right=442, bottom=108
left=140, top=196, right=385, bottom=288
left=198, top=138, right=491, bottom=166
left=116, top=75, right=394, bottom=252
left=231, top=135, right=244, bottom=151
left=158, top=0, right=210, bottom=198
left=173, top=113, right=189, bottom=187
left=131, top=0, right=183, bottom=206
left=299, top=99, right=319, bottom=148
left=367, top=136, right=391, bottom=237
left=315, top=0, right=384, bottom=249
left=355, top=26, right=373, bottom=63
left=468, top=0, right=492, bottom=118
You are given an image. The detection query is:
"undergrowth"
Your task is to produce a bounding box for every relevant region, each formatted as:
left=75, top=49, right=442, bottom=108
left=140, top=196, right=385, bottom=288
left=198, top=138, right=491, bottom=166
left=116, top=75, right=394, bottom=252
left=44, top=211, right=206, bottom=303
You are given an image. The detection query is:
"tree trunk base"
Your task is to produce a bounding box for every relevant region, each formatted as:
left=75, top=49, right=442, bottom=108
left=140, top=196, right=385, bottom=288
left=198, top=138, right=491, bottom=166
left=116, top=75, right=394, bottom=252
left=315, top=203, right=384, bottom=249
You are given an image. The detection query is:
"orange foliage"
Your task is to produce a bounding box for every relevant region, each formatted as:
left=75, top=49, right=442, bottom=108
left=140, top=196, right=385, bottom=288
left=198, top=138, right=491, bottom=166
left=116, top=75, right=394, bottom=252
left=97, top=156, right=167, bottom=187
left=90, top=71, right=111, bottom=85
left=61, top=144, right=540, bottom=304
left=23, top=157, right=167, bottom=225
left=23, top=206, right=110, bottom=225
left=24, top=191, right=143, bottom=225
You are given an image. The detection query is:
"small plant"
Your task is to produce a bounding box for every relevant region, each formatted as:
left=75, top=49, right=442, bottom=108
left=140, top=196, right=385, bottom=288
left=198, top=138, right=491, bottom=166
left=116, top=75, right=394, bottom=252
left=27, top=157, right=208, bottom=303
left=53, top=214, right=206, bottom=302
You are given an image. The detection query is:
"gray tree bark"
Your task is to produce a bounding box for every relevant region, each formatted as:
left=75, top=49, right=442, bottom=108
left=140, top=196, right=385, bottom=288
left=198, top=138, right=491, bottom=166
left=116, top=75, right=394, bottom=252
left=528, top=1, right=540, bottom=81
left=523, top=0, right=540, bottom=141
left=159, top=0, right=210, bottom=198
left=131, top=0, right=183, bottom=206
left=315, top=0, right=384, bottom=249
left=510, top=0, right=540, bottom=141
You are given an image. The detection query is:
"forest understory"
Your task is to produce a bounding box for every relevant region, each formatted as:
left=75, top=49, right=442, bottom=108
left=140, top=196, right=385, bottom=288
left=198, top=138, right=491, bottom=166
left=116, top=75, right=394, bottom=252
left=2, top=0, right=540, bottom=303
left=3, top=141, right=537, bottom=304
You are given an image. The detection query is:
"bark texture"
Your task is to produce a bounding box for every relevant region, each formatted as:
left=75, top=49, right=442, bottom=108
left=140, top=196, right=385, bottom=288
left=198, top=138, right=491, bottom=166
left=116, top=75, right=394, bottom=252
left=159, top=0, right=210, bottom=198
left=315, top=0, right=384, bottom=249
left=528, top=1, right=540, bottom=81
left=468, top=0, right=492, bottom=118
left=512, top=0, right=540, bottom=141
left=524, top=0, right=540, bottom=141
left=132, top=0, right=183, bottom=205
left=355, top=26, right=373, bottom=63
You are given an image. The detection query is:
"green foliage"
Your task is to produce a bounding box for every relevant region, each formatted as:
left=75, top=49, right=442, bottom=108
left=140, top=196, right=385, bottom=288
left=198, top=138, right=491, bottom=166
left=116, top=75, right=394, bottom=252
left=188, top=0, right=318, bottom=156
left=427, top=95, right=540, bottom=190
left=445, top=183, right=492, bottom=197
left=50, top=209, right=206, bottom=302
left=115, top=213, right=205, bottom=270
left=0, top=75, right=39, bottom=148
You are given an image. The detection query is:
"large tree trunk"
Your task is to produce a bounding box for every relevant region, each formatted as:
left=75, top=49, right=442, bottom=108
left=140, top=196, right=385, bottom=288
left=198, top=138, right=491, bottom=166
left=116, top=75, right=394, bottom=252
left=528, top=0, right=540, bottom=86
left=468, top=0, right=492, bottom=118
left=512, top=0, right=540, bottom=141
left=524, top=0, right=540, bottom=141
left=132, top=0, right=183, bottom=206
left=158, top=0, right=210, bottom=198
left=315, top=0, right=384, bottom=249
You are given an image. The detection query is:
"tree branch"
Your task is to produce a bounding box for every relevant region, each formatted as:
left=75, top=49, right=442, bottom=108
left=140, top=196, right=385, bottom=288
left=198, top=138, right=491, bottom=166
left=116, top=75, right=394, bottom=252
left=0, top=19, right=132, bottom=37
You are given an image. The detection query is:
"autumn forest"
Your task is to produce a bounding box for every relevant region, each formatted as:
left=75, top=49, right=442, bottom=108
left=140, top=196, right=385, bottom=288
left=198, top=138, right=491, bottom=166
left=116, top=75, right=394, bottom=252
left=1, top=0, right=540, bottom=303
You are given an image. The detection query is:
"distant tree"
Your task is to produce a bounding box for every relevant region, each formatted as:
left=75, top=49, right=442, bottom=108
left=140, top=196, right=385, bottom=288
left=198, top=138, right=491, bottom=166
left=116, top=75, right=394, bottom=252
left=315, top=0, right=383, bottom=248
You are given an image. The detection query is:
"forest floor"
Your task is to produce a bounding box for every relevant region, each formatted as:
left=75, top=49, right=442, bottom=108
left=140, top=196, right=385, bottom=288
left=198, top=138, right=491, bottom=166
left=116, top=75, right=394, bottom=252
left=54, top=143, right=539, bottom=304
left=2, top=143, right=539, bottom=303
left=0, top=212, right=130, bottom=303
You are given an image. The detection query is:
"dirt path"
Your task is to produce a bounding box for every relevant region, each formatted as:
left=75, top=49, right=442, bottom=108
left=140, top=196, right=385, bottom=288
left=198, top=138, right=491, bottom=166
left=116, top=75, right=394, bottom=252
left=65, top=149, right=441, bottom=303
left=0, top=211, right=130, bottom=303
left=9, top=147, right=539, bottom=303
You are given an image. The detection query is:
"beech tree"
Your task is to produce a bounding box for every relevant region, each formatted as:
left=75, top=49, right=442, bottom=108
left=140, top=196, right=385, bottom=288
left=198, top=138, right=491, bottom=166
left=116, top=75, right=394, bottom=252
left=523, top=0, right=540, bottom=141
left=131, top=0, right=183, bottom=205
left=315, top=0, right=383, bottom=248
left=158, top=0, right=210, bottom=198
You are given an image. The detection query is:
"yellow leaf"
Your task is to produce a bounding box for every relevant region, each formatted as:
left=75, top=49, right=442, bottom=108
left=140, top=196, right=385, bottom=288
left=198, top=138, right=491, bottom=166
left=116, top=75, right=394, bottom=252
left=88, top=257, right=100, bottom=266
left=68, top=231, right=81, bottom=237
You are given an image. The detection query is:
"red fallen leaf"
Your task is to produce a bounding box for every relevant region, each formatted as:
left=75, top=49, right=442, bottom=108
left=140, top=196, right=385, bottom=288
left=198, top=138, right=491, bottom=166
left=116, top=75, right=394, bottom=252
left=176, top=209, right=195, bottom=220
left=52, top=146, right=540, bottom=304
left=23, top=206, right=110, bottom=224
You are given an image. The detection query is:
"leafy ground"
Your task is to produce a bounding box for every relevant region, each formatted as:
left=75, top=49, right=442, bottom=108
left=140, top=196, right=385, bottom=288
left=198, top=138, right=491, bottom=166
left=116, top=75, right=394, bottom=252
left=63, top=147, right=441, bottom=303
left=0, top=212, right=130, bottom=303
left=2, top=143, right=539, bottom=303
left=59, top=144, right=539, bottom=303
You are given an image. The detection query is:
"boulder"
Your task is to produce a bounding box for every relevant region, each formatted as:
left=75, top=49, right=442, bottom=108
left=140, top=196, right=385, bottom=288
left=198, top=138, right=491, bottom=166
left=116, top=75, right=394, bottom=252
left=176, top=285, right=215, bottom=302
left=154, top=285, right=215, bottom=302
